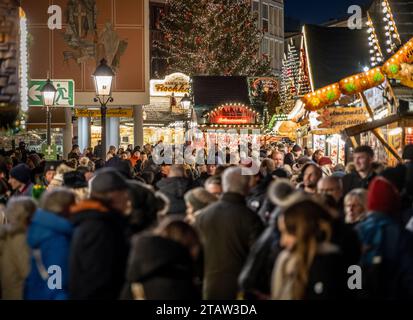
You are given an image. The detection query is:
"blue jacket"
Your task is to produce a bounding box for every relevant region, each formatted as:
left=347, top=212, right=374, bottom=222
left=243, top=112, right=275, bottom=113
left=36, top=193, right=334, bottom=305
left=24, top=209, right=73, bottom=300
left=356, top=212, right=413, bottom=299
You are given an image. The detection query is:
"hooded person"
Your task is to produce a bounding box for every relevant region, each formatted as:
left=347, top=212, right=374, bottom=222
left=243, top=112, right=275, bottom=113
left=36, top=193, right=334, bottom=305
left=24, top=189, right=76, bottom=300
left=68, top=168, right=131, bottom=300
left=156, top=165, right=193, bottom=215
left=8, top=164, right=34, bottom=198
left=0, top=197, right=36, bottom=299
left=356, top=177, right=413, bottom=299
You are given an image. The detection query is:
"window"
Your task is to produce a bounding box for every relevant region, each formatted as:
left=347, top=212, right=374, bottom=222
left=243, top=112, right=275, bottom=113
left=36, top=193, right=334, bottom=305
left=270, top=40, right=275, bottom=69
left=262, top=38, right=269, bottom=55
left=262, top=3, right=269, bottom=32
left=252, top=1, right=259, bottom=12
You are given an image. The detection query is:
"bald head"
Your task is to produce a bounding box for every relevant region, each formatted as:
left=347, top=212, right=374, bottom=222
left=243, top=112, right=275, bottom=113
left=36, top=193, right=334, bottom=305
left=222, top=166, right=251, bottom=196
left=317, top=176, right=343, bottom=203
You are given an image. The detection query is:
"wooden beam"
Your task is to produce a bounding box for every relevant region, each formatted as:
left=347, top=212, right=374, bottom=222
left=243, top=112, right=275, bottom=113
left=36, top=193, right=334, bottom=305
left=349, top=136, right=358, bottom=148
left=344, top=113, right=401, bottom=136
left=360, top=92, right=402, bottom=163
left=372, top=128, right=402, bottom=162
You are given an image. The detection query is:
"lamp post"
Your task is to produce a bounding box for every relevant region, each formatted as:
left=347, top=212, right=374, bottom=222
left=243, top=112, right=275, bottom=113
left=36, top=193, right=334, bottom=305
left=41, top=78, right=57, bottom=146
left=93, top=59, right=115, bottom=158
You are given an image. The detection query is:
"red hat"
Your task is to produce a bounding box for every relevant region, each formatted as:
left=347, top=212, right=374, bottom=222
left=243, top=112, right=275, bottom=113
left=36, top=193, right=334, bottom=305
left=318, top=156, right=333, bottom=166
left=367, top=177, right=400, bottom=214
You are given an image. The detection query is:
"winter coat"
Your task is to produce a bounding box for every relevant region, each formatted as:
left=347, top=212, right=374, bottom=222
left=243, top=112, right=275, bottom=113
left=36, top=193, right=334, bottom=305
left=156, top=177, right=193, bottom=215
left=195, top=192, right=264, bottom=299
left=0, top=225, right=30, bottom=299
left=342, top=171, right=376, bottom=196
left=24, top=209, right=73, bottom=300
left=11, top=182, right=34, bottom=198
left=69, top=200, right=129, bottom=300
left=247, top=175, right=273, bottom=214
left=120, top=235, right=198, bottom=300
left=238, top=225, right=281, bottom=299
left=271, top=243, right=347, bottom=300
left=356, top=212, right=413, bottom=299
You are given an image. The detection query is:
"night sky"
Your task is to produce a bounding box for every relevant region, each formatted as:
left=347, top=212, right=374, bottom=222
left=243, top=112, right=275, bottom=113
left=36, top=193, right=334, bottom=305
left=285, top=0, right=373, bottom=25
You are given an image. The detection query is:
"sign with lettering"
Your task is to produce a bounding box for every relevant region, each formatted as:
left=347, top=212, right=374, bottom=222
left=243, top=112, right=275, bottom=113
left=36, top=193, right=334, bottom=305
left=311, top=107, right=368, bottom=135
left=249, top=77, right=279, bottom=96
left=150, top=73, right=190, bottom=97
left=207, top=104, right=257, bottom=125
left=74, top=108, right=133, bottom=118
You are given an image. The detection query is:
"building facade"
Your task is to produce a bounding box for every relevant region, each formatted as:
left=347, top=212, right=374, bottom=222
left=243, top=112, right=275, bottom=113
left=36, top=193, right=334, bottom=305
left=252, top=0, right=284, bottom=77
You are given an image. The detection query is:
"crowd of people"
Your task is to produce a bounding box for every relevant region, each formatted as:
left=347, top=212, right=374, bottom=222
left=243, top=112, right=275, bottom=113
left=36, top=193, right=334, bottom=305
left=0, top=139, right=413, bottom=300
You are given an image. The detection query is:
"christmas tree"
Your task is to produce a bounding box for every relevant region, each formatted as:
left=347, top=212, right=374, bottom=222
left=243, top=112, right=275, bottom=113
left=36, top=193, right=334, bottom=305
left=156, top=0, right=272, bottom=76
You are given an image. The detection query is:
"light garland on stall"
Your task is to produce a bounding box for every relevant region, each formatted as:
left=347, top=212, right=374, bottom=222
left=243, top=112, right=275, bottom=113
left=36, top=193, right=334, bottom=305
left=366, top=12, right=383, bottom=67
left=19, top=8, right=29, bottom=131
left=381, top=0, right=401, bottom=54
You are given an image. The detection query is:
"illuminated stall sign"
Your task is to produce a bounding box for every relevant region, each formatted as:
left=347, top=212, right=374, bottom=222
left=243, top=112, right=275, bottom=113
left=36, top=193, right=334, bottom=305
left=150, top=73, right=190, bottom=97
left=249, top=77, right=279, bottom=95
left=207, top=104, right=257, bottom=125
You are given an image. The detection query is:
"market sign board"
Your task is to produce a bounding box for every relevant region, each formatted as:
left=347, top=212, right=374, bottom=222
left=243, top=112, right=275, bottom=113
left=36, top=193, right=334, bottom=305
left=208, top=104, right=256, bottom=125
left=29, top=79, right=75, bottom=107
left=75, top=108, right=133, bottom=118
left=150, top=73, right=190, bottom=97
left=41, top=144, right=57, bottom=161
left=249, top=77, right=279, bottom=96
left=311, top=107, right=368, bottom=135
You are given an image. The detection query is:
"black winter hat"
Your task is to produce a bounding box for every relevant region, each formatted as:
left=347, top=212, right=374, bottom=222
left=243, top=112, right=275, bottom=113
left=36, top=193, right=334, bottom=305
left=63, top=171, right=88, bottom=189
left=105, top=157, right=133, bottom=179
left=10, top=164, right=31, bottom=184
left=403, top=144, right=413, bottom=161
left=90, top=168, right=129, bottom=194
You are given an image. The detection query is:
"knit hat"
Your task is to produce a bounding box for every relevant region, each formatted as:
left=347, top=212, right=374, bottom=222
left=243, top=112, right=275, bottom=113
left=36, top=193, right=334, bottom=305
left=318, top=156, right=333, bottom=166
left=184, top=187, right=217, bottom=212
left=63, top=171, right=88, bottom=189
left=402, top=144, right=413, bottom=161
left=90, top=168, right=130, bottom=194
left=44, top=161, right=62, bottom=174
left=10, top=164, right=31, bottom=184
left=367, top=176, right=400, bottom=214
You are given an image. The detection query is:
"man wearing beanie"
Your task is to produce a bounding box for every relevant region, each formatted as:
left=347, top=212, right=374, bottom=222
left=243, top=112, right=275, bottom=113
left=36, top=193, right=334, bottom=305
left=356, top=176, right=413, bottom=299
left=69, top=168, right=131, bottom=299
left=8, top=163, right=34, bottom=198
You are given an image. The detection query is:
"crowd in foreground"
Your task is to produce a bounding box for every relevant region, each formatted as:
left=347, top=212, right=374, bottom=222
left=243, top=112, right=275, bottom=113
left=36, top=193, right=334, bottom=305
left=0, top=140, right=413, bottom=300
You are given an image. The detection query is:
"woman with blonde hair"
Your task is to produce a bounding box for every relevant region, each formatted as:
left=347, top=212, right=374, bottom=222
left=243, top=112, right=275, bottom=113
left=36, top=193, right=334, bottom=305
left=271, top=197, right=345, bottom=300
left=0, top=197, right=36, bottom=299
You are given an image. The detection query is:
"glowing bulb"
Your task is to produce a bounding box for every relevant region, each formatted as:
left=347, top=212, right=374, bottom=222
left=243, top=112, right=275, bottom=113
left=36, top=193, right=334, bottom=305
left=387, top=48, right=392, bottom=53
left=382, top=1, right=386, bottom=6
left=393, top=34, right=398, bottom=38
left=383, top=17, right=388, bottom=21
left=386, top=13, right=391, bottom=18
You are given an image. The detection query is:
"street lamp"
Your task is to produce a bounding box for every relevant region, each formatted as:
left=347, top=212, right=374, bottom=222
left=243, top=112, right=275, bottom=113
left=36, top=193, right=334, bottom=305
left=181, top=94, right=191, bottom=110
left=93, top=59, right=115, bottom=158
left=41, top=78, right=57, bottom=146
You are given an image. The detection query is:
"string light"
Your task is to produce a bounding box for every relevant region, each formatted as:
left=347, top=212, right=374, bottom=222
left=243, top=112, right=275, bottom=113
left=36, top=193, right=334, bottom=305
left=366, top=12, right=383, bottom=67
left=381, top=0, right=401, bottom=54
left=19, top=9, right=29, bottom=113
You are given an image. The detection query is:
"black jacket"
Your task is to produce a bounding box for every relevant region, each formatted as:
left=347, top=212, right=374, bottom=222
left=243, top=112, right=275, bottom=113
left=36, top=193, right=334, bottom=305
left=69, top=200, right=129, bottom=300
left=342, top=171, right=376, bottom=196
left=156, top=177, right=193, bottom=215
left=195, top=192, right=264, bottom=299
left=120, top=235, right=198, bottom=300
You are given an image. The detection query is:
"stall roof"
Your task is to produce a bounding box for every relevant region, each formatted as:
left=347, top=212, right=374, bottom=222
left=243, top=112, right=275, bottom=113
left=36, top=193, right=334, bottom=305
left=192, top=76, right=251, bottom=108
left=369, top=0, right=413, bottom=59
left=304, top=24, right=370, bottom=90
